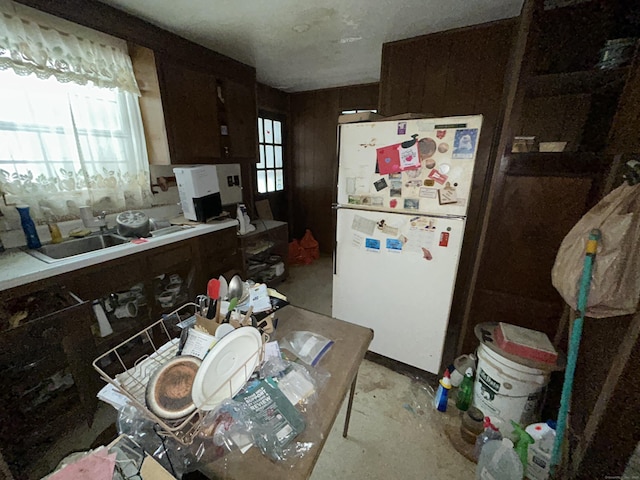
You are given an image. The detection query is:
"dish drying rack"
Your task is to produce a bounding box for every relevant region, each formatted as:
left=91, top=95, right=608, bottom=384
left=92, top=302, right=263, bottom=445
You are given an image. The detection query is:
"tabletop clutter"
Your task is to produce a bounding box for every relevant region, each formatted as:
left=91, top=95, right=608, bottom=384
left=432, top=322, right=563, bottom=480
left=50, top=274, right=336, bottom=479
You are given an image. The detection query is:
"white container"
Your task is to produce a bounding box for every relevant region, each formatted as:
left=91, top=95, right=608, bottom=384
left=525, top=423, right=556, bottom=480
left=473, top=342, right=551, bottom=437
left=476, top=438, right=523, bottom=480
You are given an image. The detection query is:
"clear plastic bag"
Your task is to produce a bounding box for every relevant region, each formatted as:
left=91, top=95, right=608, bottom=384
left=279, top=331, right=334, bottom=366
left=116, top=403, right=195, bottom=478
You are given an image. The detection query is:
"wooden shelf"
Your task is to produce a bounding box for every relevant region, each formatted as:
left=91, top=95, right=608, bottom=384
left=502, top=152, right=608, bottom=177
left=526, top=67, right=629, bottom=97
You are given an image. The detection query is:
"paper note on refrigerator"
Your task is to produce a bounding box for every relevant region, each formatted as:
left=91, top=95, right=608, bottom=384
left=403, top=229, right=436, bottom=254
left=351, top=214, right=377, bottom=235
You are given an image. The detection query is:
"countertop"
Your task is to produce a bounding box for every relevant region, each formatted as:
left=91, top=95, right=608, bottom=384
left=0, top=219, right=237, bottom=292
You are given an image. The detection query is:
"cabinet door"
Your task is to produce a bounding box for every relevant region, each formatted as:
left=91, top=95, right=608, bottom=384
left=224, top=78, right=258, bottom=159
left=0, top=295, right=98, bottom=476
left=157, top=58, right=220, bottom=163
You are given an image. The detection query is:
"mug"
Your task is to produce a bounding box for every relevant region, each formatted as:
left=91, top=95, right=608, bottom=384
left=114, top=301, right=138, bottom=319
left=158, top=291, right=176, bottom=308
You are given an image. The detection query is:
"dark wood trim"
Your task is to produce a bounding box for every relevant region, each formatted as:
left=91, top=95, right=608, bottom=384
left=574, top=310, right=640, bottom=475
left=382, top=17, right=518, bottom=49
left=13, top=0, right=255, bottom=85
left=292, top=82, right=379, bottom=96
left=501, top=152, right=605, bottom=176
left=526, top=67, right=630, bottom=98
left=451, top=0, right=537, bottom=359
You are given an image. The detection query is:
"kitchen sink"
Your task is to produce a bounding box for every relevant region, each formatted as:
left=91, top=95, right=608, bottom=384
left=26, top=233, right=129, bottom=263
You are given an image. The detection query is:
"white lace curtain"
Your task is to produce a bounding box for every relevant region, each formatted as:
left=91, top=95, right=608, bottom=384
left=0, top=3, right=140, bottom=94
left=0, top=1, right=152, bottom=225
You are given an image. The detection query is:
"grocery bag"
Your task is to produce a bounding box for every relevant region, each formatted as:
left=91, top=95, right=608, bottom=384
left=551, top=183, right=640, bottom=318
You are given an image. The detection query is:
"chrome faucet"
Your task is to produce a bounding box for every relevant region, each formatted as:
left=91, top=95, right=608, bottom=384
left=79, top=206, right=108, bottom=233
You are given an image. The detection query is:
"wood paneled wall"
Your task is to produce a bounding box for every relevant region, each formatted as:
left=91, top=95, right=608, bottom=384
left=379, top=20, right=516, bottom=365
left=257, top=83, right=290, bottom=115
left=289, top=83, right=379, bottom=253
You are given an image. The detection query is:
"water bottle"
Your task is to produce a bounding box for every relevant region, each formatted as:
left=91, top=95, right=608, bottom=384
left=16, top=205, right=41, bottom=249
left=476, top=438, right=523, bottom=480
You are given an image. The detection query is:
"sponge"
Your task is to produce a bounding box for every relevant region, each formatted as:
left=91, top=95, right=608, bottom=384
left=68, top=228, right=92, bottom=238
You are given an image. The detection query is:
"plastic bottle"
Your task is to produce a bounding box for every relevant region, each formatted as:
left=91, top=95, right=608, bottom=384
left=475, top=416, right=502, bottom=460
left=434, top=369, right=452, bottom=412
left=511, top=420, right=534, bottom=471
left=450, top=353, right=477, bottom=387
left=476, top=438, right=524, bottom=480
left=42, top=207, right=62, bottom=244
left=525, top=421, right=556, bottom=480
left=456, top=367, right=474, bottom=411
left=16, top=205, right=41, bottom=249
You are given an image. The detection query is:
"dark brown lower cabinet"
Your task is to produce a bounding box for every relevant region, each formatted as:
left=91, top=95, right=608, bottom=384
left=0, top=226, right=239, bottom=478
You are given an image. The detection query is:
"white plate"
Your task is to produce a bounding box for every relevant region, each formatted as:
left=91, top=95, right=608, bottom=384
left=191, top=327, right=262, bottom=410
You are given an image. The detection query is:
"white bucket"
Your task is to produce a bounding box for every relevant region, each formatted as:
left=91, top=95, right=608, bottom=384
left=472, top=343, right=550, bottom=435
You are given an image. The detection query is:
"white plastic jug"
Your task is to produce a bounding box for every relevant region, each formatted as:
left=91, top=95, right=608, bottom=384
left=476, top=438, right=523, bottom=480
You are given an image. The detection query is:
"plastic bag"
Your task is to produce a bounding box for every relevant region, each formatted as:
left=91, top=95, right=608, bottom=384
left=300, top=229, right=320, bottom=260
left=288, top=239, right=313, bottom=265
left=551, top=183, right=640, bottom=317
left=279, top=331, right=334, bottom=366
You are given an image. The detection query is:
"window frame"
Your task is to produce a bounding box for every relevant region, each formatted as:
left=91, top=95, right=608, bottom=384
left=256, top=110, right=286, bottom=195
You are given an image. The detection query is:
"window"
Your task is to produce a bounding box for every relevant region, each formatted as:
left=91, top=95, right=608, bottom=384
left=256, top=114, right=284, bottom=193
left=0, top=3, right=150, bottom=223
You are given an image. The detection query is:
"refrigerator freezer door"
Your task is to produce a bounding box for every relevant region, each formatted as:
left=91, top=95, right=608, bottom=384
left=332, top=208, right=465, bottom=374
left=337, top=116, right=482, bottom=217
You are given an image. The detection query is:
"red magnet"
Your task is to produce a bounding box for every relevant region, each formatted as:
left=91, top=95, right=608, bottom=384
left=439, top=232, right=449, bottom=247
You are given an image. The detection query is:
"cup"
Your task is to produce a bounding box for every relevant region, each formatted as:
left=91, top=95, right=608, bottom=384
left=114, top=301, right=138, bottom=319
left=158, top=291, right=176, bottom=308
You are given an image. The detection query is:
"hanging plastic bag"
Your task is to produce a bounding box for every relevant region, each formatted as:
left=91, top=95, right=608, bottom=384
left=551, top=183, right=640, bottom=318
left=300, top=229, right=320, bottom=260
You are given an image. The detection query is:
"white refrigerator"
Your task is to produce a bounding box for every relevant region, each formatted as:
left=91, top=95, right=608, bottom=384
left=332, top=115, right=483, bottom=374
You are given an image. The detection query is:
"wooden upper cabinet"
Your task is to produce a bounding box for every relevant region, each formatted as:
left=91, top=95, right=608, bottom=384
left=224, top=78, right=258, bottom=159
left=157, top=58, right=220, bottom=163
left=156, top=56, right=258, bottom=164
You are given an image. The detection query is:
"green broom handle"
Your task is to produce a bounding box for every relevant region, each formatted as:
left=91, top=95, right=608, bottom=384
left=550, top=228, right=601, bottom=474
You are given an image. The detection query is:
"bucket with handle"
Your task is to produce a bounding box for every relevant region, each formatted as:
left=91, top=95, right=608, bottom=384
left=473, top=341, right=550, bottom=437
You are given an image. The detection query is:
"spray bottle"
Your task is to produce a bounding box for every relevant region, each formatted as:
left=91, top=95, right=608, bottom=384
left=511, top=420, right=535, bottom=471
left=434, top=369, right=452, bottom=412
left=475, top=416, right=502, bottom=459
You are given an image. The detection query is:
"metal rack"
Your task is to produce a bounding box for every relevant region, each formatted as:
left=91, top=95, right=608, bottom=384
left=92, top=302, right=263, bottom=445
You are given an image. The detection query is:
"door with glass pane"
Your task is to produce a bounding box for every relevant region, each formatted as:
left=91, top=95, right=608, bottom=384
left=256, top=111, right=288, bottom=222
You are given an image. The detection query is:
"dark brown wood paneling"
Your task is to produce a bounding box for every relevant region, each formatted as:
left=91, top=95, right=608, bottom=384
left=339, top=83, right=379, bottom=111
left=608, top=48, right=640, bottom=154
left=257, top=83, right=290, bottom=115
left=290, top=84, right=379, bottom=253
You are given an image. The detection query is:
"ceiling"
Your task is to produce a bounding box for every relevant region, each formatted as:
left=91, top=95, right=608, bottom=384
left=98, top=0, right=524, bottom=92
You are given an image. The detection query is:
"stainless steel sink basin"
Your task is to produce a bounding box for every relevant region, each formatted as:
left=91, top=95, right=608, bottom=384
left=26, top=233, right=129, bottom=263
